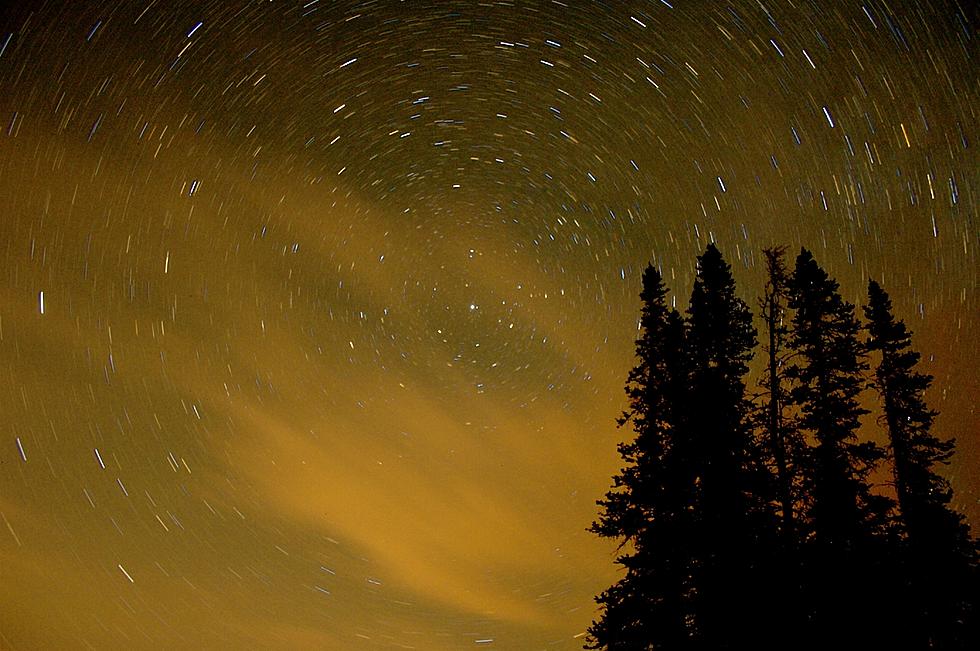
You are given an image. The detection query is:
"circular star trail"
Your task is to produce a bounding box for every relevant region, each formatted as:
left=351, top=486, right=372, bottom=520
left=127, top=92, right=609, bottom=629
left=0, top=1, right=976, bottom=648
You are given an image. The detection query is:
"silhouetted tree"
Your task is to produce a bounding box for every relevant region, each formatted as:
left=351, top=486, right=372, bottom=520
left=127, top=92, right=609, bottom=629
left=756, top=245, right=799, bottom=542
left=588, top=264, right=692, bottom=650
left=754, top=245, right=807, bottom=640
left=786, top=248, right=891, bottom=646
left=589, top=246, right=976, bottom=650
left=865, top=279, right=979, bottom=648
left=685, top=244, right=775, bottom=648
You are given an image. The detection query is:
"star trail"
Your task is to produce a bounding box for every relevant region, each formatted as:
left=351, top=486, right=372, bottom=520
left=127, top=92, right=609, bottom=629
left=0, top=1, right=976, bottom=649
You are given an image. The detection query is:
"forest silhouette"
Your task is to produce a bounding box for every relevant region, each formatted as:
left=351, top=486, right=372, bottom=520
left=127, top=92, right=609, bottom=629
left=588, top=245, right=978, bottom=650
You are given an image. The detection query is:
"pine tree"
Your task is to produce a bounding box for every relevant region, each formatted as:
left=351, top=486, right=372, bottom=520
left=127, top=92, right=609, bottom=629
left=757, top=246, right=798, bottom=542
left=587, top=264, right=692, bottom=650
left=684, top=243, right=774, bottom=648
left=755, top=245, right=808, bottom=640
left=590, top=247, right=977, bottom=650
left=865, top=279, right=978, bottom=648
left=786, top=248, right=891, bottom=645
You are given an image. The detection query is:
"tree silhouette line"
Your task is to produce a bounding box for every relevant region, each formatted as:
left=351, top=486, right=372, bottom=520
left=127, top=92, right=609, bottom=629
left=588, top=244, right=977, bottom=650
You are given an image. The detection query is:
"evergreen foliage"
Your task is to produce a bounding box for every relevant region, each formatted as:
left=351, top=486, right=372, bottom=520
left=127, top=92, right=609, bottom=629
left=685, top=244, right=772, bottom=648
left=785, top=248, right=892, bottom=646
left=588, top=245, right=976, bottom=650
left=786, top=248, right=887, bottom=548
left=865, top=279, right=979, bottom=648
left=587, top=264, right=691, bottom=650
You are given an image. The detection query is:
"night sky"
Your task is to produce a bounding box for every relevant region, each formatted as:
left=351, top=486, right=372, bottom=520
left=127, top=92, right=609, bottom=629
left=0, top=1, right=976, bottom=648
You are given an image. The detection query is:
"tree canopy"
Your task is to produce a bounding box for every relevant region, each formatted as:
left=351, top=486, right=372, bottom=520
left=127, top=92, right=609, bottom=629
left=588, top=244, right=977, bottom=650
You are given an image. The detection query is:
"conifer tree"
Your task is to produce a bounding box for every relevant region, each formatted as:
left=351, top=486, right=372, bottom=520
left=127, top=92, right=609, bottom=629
left=587, top=264, right=692, bottom=650
left=786, top=248, right=890, bottom=645
left=756, top=245, right=807, bottom=640
left=864, top=279, right=978, bottom=648
left=684, top=243, right=773, bottom=647
left=589, top=246, right=977, bottom=650
left=757, top=246, right=798, bottom=541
